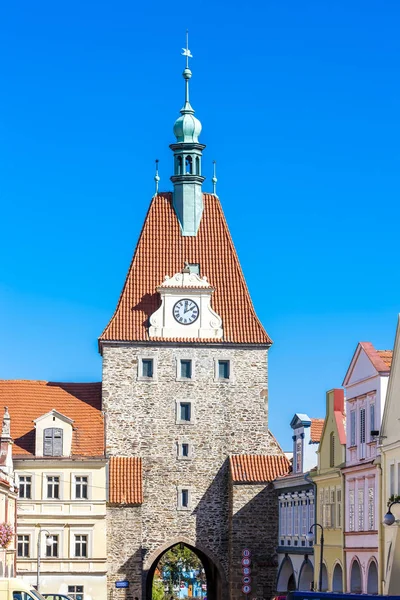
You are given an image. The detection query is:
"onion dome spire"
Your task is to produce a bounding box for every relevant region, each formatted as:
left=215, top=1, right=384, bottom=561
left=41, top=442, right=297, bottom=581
left=170, top=32, right=206, bottom=237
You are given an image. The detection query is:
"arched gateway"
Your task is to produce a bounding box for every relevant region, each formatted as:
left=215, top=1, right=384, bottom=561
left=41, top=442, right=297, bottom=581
left=145, top=540, right=228, bottom=600
left=100, top=38, right=289, bottom=600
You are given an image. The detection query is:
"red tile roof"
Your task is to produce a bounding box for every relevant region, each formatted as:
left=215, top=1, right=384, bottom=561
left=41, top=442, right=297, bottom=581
left=100, top=193, right=271, bottom=346
left=230, top=454, right=290, bottom=483
left=0, top=380, right=104, bottom=457
left=310, top=419, right=325, bottom=443
left=360, top=343, right=392, bottom=372
left=109, top=456, right=143, bottom=504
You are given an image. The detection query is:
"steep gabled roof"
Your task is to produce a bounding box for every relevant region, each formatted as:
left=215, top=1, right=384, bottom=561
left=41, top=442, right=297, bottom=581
left=343, top=341, right=392, bottom=386
left=0, top=380, right=104, bottom=457
left=100, top=193, right=271, bottom=347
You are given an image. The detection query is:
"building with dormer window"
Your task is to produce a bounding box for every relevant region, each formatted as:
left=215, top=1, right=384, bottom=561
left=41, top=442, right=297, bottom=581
left=274, top=413, right=323, bottom=593
left=342, top=342, right=392, bottom=594
left=0, top=380, right=107, bottom=600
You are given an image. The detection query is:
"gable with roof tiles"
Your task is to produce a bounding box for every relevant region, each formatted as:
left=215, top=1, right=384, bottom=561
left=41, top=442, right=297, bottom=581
left=0, top=380, right=104, bottom=457
left=100, top=193, right=271, bottom=347
left=343, top=341, right=392, bottom=387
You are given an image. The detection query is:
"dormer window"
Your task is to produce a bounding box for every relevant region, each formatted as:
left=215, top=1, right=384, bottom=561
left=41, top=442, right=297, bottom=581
left=44, top=428, right=63, bottom=457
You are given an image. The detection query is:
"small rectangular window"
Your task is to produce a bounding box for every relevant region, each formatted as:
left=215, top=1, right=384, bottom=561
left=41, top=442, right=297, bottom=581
left=75, top=476, right=88, bottom=499
left=181, top=489, right=189, bottom=507
left=218, top=360, right=230, bottom=380
left=44, top=428, right=63, bottom=457
left=188, top=263, right=200, bottom=275
left=19, top=475, right=32, bottom=499
left=180, top=360, right=192, bottom=379
left=141, top=359, right=154, bottom=378
left=47, top=475, right=60, bottom=499
left=74, top=534, right=88, bottom=558
left=68, top=587, right=84, bottom=600
left=182, top=443, right=189, bottom=457
left=17, top=534, right=30, bottom=557
left=46, top=534, right=59, bottom=558
left=180, top=403, right=191, bottom=422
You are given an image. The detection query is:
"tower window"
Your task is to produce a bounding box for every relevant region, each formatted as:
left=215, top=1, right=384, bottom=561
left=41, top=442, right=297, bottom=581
left=180, top=360, right=192, bottom=379
left=141, top=359, right=153, bottom=378
left=180, top=403, right=191, bottom=422
left=177, top=486, right=191, bottom=510
left=185, top=155, right=193, bottom=174
left=177, top=156, right=183, bottom=175
left=218, top=360, right=230, bottom=380
left=195, top=156, right=200, bottom=175
left=181, top=443, right=189, bottom=457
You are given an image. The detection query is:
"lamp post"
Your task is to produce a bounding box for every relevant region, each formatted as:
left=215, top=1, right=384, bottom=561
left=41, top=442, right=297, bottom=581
left=306, top=523, right=324, bottom=592
left=37, top=529, right=53, bottom=591
left=383, top=499, right=400, bottom=526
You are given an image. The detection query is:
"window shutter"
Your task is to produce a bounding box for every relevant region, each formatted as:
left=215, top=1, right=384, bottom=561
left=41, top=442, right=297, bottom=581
left=360, top=408, right=366, bottom=444
left=350, top=411, right=356, bottom=446
left=44, top=428, right=53, bottom=456
left=43, top=428, right=63, bottom=456
left=53, top=428, right=63, bottom=456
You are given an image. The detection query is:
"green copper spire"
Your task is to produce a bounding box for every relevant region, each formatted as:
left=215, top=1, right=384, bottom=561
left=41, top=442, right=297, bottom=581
left=170, top=32, right=206, bottom=236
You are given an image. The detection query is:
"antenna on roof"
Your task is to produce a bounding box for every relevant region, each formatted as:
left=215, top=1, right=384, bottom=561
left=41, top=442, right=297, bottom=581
left=212, top=160, right=217, bottom=196
left=154, top=159, right=160, bottom=196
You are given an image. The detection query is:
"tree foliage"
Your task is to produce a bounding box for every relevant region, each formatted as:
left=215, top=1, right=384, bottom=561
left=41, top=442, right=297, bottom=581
left=157, top=544, right=204, bottom=596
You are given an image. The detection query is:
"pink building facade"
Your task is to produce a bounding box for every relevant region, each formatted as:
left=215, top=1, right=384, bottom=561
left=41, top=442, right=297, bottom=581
left=342, top=342, right=392, bottom=594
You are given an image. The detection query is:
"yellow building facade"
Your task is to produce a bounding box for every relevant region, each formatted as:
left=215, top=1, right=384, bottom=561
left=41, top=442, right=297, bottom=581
left=311, top=389, right=346, bottom=593
left=0, top=380, right=107, bottom=600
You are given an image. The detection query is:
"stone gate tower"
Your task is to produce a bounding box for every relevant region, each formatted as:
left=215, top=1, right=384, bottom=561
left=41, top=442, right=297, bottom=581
left=99, top=40, right=289, bottom=600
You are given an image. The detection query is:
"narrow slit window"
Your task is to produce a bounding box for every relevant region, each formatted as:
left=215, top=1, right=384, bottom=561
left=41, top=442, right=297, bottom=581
left=177, top=156, right=183, bottom=175
left=180, top=403, right=191, bottom=422
left=195, top=156, right=200, bottom=174
left=218, top=360, right=230, bottom=380
left=181, top=443, right=189, bottom=457
left=181, top=489, right=189, bottom=507
left=180, top=360, right=192, bottom=379
left=141, top=359, right=154, bottom=378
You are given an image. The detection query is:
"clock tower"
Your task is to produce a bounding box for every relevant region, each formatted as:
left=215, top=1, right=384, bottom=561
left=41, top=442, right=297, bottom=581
left=100, top=38, right=288, bottom=600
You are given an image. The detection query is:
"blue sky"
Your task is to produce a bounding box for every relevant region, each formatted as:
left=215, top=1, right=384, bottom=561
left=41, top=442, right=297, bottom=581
left=1, top=1, right=400, bottom=448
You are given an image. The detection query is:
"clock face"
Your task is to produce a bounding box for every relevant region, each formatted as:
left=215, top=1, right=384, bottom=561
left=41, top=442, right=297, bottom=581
left=173, top=299, right=199, bottom=325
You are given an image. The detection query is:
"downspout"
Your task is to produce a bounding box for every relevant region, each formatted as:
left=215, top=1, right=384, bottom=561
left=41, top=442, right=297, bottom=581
left=375, top=454, right=384, bottom=594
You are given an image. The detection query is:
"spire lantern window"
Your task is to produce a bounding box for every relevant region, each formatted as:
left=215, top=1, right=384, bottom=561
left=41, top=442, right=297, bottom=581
left=185, top=156, right=193, bottom=174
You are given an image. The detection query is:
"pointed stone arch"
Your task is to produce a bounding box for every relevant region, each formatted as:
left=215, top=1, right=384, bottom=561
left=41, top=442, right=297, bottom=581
left=144, top=537, right=228, bottom=600
left=367, top=558, right=378, bottom=594
left=298, top=558, right=314, bottom=591
left=350, top=557, right=363, bottom=593
left=332, top=562, right=343, bottom=592
left=320, top=562, right=328, bottom=592
left=276, top=555, right=296, bottom=593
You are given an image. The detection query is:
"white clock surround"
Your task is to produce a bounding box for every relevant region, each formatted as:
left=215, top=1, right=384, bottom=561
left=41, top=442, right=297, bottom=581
left=149, top=269, right=223, bottom=339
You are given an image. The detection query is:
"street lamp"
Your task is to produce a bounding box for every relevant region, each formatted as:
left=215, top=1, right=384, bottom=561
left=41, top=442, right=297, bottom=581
left=37, top=529, right=53, bottom=591
left=383, top=499, right=400, bottom=526
left=306, top=523, right=324, bottom=592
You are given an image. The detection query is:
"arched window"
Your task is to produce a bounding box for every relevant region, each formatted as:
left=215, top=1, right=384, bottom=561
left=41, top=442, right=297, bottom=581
left=330, top=432, right=335, bottom=467
left=332, top=563, right=343, bottom=592
left=350, top=559, right=362, bottom=593
left=367, top=560, right=378, bottom=594
left=195, top=156, right=200, bottom=175
left=177, top=156, right=183, bottom=175
left=185, top=155, right=193, bottom=174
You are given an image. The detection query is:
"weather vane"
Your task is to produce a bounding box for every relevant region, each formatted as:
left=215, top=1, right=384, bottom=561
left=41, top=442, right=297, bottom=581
left=181, top=30, right=193, bottom=68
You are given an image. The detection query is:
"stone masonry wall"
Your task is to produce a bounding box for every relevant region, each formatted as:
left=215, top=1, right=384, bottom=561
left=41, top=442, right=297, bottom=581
left=229, top=483, right=280, bottom=600
left=103, top=343, right=281, bottom=599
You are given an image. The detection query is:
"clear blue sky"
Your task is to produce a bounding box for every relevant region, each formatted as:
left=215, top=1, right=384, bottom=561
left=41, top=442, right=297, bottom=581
left=1, top=1, right=400, bottom=449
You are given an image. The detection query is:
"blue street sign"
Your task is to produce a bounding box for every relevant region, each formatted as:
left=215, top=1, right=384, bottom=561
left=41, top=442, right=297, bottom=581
left=115, top=581, right=129, bottom=589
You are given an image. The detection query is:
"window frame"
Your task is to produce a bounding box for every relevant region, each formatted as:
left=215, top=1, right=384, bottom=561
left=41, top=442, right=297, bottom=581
left=18, top=474, right=33, bottom=499
left=214, top=357, right=233, bottom=382
left=45, top=534, right=59, bottom=558
left=137, top=355, right=158, bottom=382
left=17, top=534, right=30, bottom=558
left=43, top=473, right=62, bottom=500
left=72, top=473, right=91, bottom=500
left=177, top=440, right=193, bottom=460
left=67, top=586, right=84, bottom=600
left=176, top=357, right=195, bottom=381
left=177, top=486, right=192, bottom=511
left=176, top=399, right=195, bottom=425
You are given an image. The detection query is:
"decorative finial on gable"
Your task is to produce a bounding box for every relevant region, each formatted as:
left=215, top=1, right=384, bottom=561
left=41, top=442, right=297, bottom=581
left=2, top=407, right=11, bottom=439
left=154, top=159, right=160, bottom=196
left=212, top=160, right=217, bottom=196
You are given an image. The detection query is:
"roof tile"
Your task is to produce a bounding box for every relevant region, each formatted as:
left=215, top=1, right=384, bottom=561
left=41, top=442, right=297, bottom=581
left=230, top=454, right=290, bottom=483
left=109, top=456, right=143, bottom=504
left=0, top=380, right=104, bottom=457
left=100, top=194, right=271, bottom=346
left=310, top=418, right=324, bottom=443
